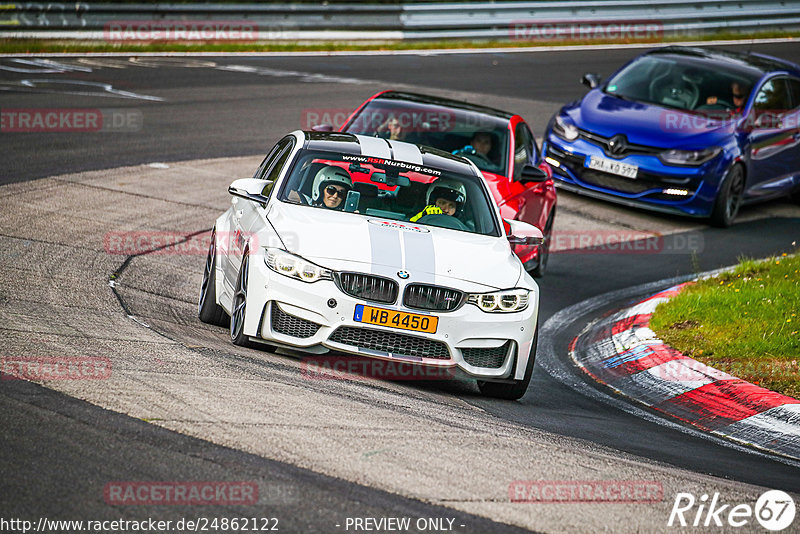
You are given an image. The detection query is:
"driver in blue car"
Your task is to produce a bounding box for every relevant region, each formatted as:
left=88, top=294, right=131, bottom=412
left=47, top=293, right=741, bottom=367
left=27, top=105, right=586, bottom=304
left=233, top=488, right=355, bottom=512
left=410, top=178, right=466, bottom=222
left=706, top=81, right=750, bottom=113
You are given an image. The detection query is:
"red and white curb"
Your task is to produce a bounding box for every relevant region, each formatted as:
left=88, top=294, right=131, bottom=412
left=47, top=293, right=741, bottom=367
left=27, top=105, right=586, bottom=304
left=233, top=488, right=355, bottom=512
left=570, top=283, right=800, bottom=460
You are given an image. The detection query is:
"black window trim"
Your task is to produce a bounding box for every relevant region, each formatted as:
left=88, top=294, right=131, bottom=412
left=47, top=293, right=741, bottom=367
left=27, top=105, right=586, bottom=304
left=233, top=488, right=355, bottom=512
left=786, top=76, right=800, bottom=110
left=255, top=136, right=296, bottom=181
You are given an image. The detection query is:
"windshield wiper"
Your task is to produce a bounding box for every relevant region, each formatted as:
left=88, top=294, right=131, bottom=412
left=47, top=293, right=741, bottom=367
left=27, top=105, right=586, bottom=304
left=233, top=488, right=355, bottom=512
left=604, top=91, right=636, bottom=103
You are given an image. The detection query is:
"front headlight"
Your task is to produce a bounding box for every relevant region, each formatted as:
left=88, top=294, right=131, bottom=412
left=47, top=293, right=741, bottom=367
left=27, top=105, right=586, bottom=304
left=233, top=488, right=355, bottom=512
left=467, top=289, right=530, bottom=313
left=265, top=248, right=332, bottom=283
left=659, top=147, right=721, bottom=166
left=552, top=114, right=579, bottom=141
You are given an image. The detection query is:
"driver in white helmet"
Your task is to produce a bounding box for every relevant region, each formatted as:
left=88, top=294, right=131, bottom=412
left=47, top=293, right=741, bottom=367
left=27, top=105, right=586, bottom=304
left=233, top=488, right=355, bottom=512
left=310, top=165, right=353, bottom=210
left=410, top=177, right=466, bottom=222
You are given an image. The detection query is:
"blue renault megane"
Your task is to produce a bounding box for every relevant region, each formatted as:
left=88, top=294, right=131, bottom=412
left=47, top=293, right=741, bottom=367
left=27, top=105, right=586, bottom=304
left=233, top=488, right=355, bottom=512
left=543, top=46, right=800, bottom=226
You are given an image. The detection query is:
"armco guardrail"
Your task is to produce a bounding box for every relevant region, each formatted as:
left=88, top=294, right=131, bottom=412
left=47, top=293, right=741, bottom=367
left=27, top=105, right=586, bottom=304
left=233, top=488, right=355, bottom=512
left=1, top=1, right=799, bottom=41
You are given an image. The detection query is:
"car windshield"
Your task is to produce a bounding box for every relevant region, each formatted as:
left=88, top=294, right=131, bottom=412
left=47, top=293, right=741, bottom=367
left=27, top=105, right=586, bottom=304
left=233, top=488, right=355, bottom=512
left=343, top=100, right=510, bottom=176
left=604, top=55, right=761, bottom=113
left=278, top=149, right=501, bottom=236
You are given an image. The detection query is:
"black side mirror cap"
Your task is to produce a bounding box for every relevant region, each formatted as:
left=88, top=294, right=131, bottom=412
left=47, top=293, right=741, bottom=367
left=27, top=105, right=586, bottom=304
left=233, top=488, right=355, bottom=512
left=311, top=124, right=334, bottom=132
left=519, top=164, right=548, bottom=184
left=581, top=73, right=601, bottom=89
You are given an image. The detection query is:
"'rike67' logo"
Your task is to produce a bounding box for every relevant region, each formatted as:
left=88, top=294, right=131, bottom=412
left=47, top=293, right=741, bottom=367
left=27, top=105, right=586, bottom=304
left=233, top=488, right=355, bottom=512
left=668, top=490, right=795, bottom=530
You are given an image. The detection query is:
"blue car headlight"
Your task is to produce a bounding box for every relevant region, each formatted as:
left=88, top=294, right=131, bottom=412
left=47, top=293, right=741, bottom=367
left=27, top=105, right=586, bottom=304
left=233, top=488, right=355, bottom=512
left=467, top=289, right=530, bottom=313
left=552, top=114, right=579, bottom=142
left=659, top=147, right=722, bottom=166
left=265, top=248, right=333, bottom=283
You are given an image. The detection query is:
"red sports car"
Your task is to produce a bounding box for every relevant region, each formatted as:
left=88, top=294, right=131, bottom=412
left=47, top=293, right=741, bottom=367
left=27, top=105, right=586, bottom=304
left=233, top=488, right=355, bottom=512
left=333, top=91, right=557, bottom=276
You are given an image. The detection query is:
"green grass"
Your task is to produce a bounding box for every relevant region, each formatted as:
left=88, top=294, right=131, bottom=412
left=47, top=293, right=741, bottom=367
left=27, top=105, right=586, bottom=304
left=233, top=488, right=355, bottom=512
left=650, top=253, right=800, bottom=399
left=1, top=29, right=798, bottom=54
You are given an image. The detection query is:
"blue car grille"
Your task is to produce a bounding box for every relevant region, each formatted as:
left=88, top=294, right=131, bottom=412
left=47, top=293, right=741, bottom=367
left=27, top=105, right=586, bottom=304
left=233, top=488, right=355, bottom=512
left=578, top=129, right=661, bottom=158
left=547, top=146, right=693, bottom=195
left=581, top=170, right=663, bottom=194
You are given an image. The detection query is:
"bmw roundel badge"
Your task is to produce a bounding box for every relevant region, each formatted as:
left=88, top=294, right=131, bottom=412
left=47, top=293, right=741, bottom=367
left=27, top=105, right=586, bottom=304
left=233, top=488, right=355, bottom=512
left=397, top=270, right=410, bottom=279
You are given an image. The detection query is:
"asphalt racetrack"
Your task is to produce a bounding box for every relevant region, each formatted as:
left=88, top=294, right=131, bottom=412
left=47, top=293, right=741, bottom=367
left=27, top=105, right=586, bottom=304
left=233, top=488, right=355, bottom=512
left=1, top=42, right=799, bottom=533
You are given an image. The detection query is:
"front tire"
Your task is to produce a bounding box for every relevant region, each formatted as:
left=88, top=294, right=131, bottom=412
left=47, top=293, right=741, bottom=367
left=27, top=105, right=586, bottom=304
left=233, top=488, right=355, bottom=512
left=477, top=325, right=538, bottom=400
left=198, top=230, right=229, bottom=327
left=710, top=164, right=745, bottom=228
left=230, top=252, right=254, bottom=347
left=530, top=209, right=555, bottom=278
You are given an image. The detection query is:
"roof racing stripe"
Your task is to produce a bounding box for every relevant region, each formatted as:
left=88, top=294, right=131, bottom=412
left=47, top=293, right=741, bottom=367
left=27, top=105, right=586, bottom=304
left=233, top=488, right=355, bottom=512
left=355, top=134, right=392, bottom=160
left=388, top=140, right=424, bottom=165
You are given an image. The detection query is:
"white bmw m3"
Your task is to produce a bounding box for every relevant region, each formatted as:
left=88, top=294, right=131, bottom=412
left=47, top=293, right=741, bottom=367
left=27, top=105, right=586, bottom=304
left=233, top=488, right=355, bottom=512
left=199, top=131, right=543, bottom=399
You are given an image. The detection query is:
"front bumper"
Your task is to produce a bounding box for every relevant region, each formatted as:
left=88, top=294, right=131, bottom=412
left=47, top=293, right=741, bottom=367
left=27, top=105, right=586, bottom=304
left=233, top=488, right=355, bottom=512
left=544, top=133, right=721, bottom=217
left=243, top=256, right=538, bottom=381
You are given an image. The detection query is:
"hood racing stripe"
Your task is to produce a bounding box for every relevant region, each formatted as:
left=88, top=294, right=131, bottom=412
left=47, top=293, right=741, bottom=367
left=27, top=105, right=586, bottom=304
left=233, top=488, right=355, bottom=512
left=401, top=230, right=436, bottom=284
left=368, top=222, right=402, bottom=273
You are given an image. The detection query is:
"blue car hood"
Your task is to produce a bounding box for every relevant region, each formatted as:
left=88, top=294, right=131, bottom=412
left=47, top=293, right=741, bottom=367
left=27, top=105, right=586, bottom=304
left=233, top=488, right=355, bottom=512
left=569, top=90, right=735, bottom=149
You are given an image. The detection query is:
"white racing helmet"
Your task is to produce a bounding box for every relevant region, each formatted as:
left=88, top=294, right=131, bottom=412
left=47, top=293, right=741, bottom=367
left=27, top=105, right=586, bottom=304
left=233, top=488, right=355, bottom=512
left=311, top=165, right=353, bottom=204
left=426, top=177, right=467, bottom=215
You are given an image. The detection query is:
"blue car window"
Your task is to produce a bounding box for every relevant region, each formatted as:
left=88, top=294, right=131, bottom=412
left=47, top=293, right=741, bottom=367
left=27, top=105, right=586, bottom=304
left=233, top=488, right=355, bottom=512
left=606, top=55, right=761, bottom=113
left=755, top=78, right=791, bottom=112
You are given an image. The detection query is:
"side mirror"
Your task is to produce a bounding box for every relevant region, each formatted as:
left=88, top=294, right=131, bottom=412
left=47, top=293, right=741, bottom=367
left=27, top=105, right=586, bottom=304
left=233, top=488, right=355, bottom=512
left=311, top=124, right=334, bottom=132
left=519, top=164, right=548, bottom=184
left=229, top=178, right=271, bottom=205
left=505, top=219, right=544, bottom=246
left=581, top=73, right=601, bottom=89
